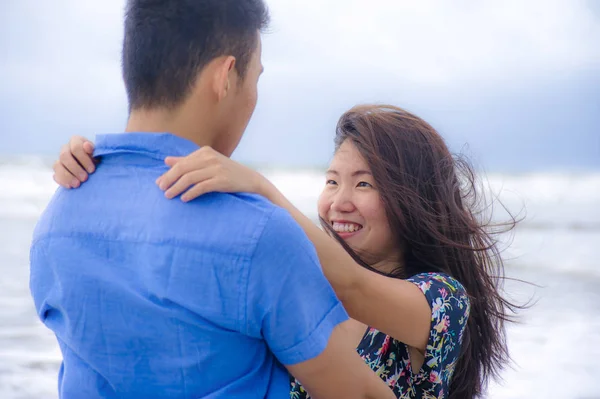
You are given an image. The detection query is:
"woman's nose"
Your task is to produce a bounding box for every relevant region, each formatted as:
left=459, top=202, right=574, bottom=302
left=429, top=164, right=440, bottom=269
left=330, top=190, right=355, bottom=213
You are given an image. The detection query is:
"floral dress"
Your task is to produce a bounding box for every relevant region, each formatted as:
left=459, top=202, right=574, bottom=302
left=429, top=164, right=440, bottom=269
left=290, top=273, right=470, bottom=399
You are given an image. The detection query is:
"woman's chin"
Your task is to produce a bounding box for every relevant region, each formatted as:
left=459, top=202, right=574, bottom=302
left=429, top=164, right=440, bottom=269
left=337, top=230, right=361, bottom=240
left=339, top=230, right=367, bottom=251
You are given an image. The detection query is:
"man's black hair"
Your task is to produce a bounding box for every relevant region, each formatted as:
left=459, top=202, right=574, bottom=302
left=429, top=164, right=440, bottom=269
left=122, top=0, right=269, bottom=110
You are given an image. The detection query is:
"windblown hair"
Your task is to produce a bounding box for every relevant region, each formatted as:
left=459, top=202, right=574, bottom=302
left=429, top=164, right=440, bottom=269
left=323, top=104, right=521, bottom=398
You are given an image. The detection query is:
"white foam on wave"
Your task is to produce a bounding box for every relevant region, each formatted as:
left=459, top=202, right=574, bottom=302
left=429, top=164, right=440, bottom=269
left=264, top=168, right=600, bottom=277
left=486, top=172, right=600, bottom=229
left=2, top=157, right=599, bottom=228
left=2, top=157, right=599, bottom=399
left=0, top=162, right=57, bottom=220
left=2, top=157, right=599, bottom=276
left=264, top=168, right=600, bottom=229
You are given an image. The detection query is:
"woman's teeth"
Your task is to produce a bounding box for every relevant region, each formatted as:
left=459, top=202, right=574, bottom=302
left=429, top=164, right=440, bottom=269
left=332, top=222, right=363, bottom=233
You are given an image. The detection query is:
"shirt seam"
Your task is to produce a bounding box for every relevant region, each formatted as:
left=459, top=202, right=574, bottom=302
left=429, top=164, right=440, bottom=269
left=94, top=147, right=170, bottom=162
left=241, top=205, right=279, bottom=335
left=31, top=232, right=254, bottom=260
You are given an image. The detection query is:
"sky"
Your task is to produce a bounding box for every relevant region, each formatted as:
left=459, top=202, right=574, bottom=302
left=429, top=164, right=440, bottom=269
left=1, top=0, right=599, bottom=171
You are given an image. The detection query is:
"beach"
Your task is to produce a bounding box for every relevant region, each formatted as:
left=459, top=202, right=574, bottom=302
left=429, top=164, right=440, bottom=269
left=1, top=158, right=599, bottom=398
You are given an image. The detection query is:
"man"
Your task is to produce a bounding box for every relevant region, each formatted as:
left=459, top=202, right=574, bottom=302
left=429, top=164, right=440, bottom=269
left=30, top=1, right=394, bottom=398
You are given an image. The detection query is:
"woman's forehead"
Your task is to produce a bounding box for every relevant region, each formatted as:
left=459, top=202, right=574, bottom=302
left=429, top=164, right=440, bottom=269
left=330, top=141, right=369, bottom=170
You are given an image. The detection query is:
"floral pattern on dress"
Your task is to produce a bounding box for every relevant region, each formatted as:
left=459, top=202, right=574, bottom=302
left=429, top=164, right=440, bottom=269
left=290, top=273, right=470, bottom=399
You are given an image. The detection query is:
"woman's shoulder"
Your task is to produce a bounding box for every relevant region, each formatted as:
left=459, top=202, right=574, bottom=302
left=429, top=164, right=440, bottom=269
left=406, top=272, right=470, bottom=392
left=406, top=272, right=471, bottom=327
left=407, top=272, right=467, bottom=297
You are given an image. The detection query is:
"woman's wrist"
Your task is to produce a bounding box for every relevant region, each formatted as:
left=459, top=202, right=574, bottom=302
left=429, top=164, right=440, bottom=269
left=255, top=173, right=279, bottom=202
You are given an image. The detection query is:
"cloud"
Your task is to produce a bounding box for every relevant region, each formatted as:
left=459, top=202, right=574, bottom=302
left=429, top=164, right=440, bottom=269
left=4, top=0, right=598, bottom=100
left=264, top=0, right=600, bottom=86
left=0, top=0, right=598, bottom=169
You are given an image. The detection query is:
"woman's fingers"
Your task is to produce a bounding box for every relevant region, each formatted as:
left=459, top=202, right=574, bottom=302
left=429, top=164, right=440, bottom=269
left=52, top=159, right=80, bottom=189
left=157, top=156, right=184, bottom=187
left=163, top=169, right=214, bottom=199
left=58, top=144, right=88, bottom=183
left=181, top=179, right=219, bottom=202
left=158, top=154, right=209, bottom=190
left=83, top=140, right=95, bottom=155
left=70, top=137, right=96, bottom=174
left=164, top=156, right=183, bottom=167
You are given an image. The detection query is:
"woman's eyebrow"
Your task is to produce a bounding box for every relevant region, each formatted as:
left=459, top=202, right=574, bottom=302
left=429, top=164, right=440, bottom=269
left=325, top=170, right=372, bottom=176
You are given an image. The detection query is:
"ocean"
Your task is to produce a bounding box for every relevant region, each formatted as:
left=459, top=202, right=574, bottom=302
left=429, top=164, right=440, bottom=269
left=1, top=157, right=599, bottom=398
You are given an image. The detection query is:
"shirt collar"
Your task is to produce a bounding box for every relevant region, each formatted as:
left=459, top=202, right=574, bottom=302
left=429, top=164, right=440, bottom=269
left=94, top=133, right=200, bottom=160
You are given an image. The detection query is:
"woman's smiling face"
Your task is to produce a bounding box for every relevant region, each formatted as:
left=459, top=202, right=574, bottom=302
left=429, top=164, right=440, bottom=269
left=318, top=140, right=400, bottom=271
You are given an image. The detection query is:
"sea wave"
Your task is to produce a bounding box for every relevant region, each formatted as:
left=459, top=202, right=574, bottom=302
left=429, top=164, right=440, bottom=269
left=2, top=157, right=599, bottom=230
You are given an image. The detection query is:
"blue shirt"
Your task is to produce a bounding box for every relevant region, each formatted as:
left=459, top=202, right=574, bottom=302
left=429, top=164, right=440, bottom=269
left=30, top=133, right=348, bottom=399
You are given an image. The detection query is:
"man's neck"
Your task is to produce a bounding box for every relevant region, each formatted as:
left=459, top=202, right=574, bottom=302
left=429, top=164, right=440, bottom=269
left=125, top=106, right=216, bottom=148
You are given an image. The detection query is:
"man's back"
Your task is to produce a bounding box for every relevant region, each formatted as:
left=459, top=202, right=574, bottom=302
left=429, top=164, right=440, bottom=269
left=30, top=133, right=348, bottom=398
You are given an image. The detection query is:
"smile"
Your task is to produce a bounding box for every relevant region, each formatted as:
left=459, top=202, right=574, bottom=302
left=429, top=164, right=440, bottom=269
left=332, top=222, right=363, bottom=233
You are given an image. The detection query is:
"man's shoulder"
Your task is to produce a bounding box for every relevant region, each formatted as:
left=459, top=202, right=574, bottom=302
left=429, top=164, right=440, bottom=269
left=187, top=192, right=315, bottom=258
left=31, top=187, right=295, bottom=259
left=248, top=202, right=316, bottom=259
left=217, top=192, right=278, bottom=215
left=193, top=192, right=305, bottom=244
left=185, top=192, right=280, bottom=228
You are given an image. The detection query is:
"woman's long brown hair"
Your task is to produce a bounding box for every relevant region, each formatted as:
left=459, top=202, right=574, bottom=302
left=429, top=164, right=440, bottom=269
left=322, top=104, right=521, bottom=398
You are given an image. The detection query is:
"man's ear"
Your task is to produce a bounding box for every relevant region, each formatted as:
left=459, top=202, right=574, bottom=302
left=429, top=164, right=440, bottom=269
left=213, top=56, right=237, bottom=102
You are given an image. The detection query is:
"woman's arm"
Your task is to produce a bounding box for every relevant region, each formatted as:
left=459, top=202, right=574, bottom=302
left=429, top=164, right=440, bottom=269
left=54, top=140, right=433, bottom=351
left=158, top=147, right=432, bottom=351
left=259, top=178, right=431, bottom=351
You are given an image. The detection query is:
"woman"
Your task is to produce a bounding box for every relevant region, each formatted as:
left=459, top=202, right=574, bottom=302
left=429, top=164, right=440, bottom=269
left=53, top=104, right=516, bottom=398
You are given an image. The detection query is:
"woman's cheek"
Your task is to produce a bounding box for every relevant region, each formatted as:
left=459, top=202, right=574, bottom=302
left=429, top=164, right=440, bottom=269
left=317, top=193, right=330, bottom=218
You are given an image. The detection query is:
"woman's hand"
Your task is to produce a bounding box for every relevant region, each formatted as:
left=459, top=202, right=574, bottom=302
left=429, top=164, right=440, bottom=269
left=53, top=136, right=96, bottom=188
left=157, top=146, right=275, bottom=202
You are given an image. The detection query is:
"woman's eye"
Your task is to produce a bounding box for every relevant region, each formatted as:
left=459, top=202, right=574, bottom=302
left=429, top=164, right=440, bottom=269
left=357, top=181, right=373, bottom=188
left=326, top=179, right=338, bottom=186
